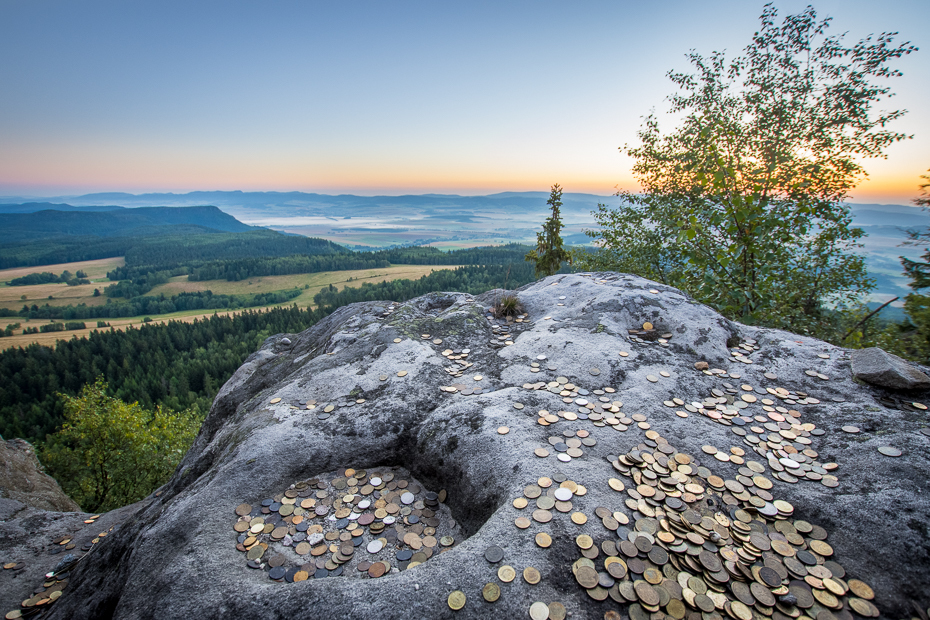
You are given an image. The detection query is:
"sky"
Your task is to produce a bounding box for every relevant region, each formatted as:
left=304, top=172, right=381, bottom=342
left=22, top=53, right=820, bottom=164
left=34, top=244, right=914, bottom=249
left=0, top=0, right=927, bottom=203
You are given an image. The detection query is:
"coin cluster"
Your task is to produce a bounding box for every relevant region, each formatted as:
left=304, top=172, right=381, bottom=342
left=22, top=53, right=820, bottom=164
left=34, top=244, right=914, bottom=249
left=666, top=381, right=842, bottom=487
left=576, top=435, right=880, bottom=619
left=232, top=468, right=458, bottom=582
left=628, top=321, right=674, bottom=346
left=4, top=515, right=107, bottom=620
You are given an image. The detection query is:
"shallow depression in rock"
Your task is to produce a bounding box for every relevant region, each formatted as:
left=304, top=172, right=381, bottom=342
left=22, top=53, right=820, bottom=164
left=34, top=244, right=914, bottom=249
left=231, top=466, right=465, bottom=582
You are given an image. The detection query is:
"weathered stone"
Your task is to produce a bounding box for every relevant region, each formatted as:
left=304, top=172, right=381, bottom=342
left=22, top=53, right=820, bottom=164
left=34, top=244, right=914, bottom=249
left=851, top=346, right=930, bottom=390
left=694, top=361, right=709, bottom=371
left=1, top=273, right=927, bottom=619
left=0, top=438, right=79, bottom=512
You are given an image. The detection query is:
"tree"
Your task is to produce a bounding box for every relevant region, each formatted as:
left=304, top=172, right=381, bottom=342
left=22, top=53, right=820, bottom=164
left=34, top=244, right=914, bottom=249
left=525, top=184, right=572, bottom=277
left=40, top=378, right=201, bottom=512
left=577, top=5, right=915, bottom=338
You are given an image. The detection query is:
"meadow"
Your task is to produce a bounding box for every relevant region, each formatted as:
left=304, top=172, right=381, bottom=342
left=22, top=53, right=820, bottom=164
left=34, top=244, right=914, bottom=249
left=0, top=259, right=456, bottom=350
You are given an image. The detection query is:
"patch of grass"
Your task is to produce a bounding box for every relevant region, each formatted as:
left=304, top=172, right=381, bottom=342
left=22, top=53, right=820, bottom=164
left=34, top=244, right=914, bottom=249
left=493, top=294, right=525, bottom=318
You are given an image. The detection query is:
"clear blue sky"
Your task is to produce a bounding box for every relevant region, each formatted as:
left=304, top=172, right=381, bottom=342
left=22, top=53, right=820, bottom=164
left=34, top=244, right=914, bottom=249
left=0, top=0, right=926, bottom=202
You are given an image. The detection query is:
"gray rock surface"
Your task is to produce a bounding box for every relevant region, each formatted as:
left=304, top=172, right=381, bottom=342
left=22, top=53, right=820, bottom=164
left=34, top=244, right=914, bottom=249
left=3, top=273, right=928, bottom=620
left=0, top=438, right=80, bottom=512
left=851, top=347, right=930, bottom=390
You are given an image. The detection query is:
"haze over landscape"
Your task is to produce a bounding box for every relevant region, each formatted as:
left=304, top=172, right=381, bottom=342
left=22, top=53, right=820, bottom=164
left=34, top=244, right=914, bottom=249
left=4, top=3, right=930, bottom=618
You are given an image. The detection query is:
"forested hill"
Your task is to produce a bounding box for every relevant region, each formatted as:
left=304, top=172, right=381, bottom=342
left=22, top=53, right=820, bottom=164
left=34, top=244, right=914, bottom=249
left=0, top=205, right=253, bottom=240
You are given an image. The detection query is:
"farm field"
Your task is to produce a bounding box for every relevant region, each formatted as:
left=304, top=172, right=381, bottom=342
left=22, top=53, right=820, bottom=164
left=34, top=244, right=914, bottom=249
left=0, top=263, right=459, bottom=350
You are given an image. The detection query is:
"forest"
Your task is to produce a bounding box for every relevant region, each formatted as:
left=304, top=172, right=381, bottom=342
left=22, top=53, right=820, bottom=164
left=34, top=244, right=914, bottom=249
left=0, top=258, right=548, bottom=442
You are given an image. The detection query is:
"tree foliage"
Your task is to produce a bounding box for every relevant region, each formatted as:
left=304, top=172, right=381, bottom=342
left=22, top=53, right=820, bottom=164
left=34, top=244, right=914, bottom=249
left=577, top=5, right=915, bottom=339
left=40, top=379, right=200, bottom=512
left=525, top=185, right=572, bottom=278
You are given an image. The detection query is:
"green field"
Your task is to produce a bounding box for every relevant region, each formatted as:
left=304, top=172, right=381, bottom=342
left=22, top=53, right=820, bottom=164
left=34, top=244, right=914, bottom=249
left=0, top=259, right=458, bottom=350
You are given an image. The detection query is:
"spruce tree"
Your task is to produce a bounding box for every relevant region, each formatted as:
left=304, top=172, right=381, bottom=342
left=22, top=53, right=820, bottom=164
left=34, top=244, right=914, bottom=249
left=526, top=184, right=572, bottom=278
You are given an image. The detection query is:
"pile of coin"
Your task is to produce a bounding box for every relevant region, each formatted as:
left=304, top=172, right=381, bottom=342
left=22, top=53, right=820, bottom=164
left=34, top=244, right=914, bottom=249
left=3, top=520, right=111, bottom=620
left=667, top=381, right=841, bottom=487
left=232, top=468, right=458, bottom=582
left=440, top=347, right=473, bottom=379
left=628, top=321, right=674, bottom=346
left=576, top=436, right=880, bottom=619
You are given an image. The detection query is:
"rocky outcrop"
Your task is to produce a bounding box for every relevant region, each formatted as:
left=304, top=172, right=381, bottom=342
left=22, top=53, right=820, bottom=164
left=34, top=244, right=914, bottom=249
left=2, top=273, right=928, bottom=620
left=851, top=347, right=930, bottom=390
left=0, top=438, right=79, bottom=512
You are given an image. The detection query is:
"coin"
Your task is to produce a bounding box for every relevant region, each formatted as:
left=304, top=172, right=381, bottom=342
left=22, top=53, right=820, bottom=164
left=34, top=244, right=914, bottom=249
left=575, top=566, right=599, bottom=588
left=482, top=582, right=501, bottom=602
left=536, top=532, right=552, bottom=548
left=524, top=566, right=541, bottom=584
left=498, top=426, right=510, bottom=435
left=448, top=590, right=466, bottom=610
left=571, top=512, right=588, bottom=525
left=529, top=602, right=550, bottom=620
left=548, top=602, right=567, bottom=620
left=498, top=565, right=516, bottom=582
left=485, top=545, right=505, bottom=563
left=848, top=579, right=875, bottom=599
left=878, top=446, right=903, bottom=457
left=397, top=370, right=408, bottom=377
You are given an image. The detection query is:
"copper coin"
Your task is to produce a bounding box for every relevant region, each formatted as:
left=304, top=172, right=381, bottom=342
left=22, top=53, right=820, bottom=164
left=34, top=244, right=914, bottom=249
left=368, top=562, right=386, bottom=578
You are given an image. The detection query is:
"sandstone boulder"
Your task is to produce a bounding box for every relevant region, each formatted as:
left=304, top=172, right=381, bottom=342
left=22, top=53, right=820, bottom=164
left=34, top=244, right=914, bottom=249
left=851, top=347, right=930, bottom=390
left=2, top=273, right=927, bottom=620
left=0, top=438, right=79, bottom=512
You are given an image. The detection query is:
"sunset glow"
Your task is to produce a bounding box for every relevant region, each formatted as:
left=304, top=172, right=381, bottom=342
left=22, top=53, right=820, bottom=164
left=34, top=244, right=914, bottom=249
left=1, top=0, right=926, bottom=203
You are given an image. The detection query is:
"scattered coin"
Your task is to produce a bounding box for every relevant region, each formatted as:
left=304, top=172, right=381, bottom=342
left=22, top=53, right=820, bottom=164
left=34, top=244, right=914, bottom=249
left=484, top=545, right=504, bottom=563
left=878, top=446, right=903, bottom=457
left=498, top=426, right=510, bottom=435
left=498, top=565, right=516, bottom=582
left=523, top=566, right=541, bottom=584
left=448, top=590, right=466, bottom=610
left=529, top=602, right=550, bottom=620
left=482, top=582, right=501, bottom=602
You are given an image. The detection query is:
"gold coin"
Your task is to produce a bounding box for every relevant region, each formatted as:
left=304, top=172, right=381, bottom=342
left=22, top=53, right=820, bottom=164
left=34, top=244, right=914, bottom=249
left=498, top=426, right=510, bottom=435
left=535, top=532, right=552, bottom=548
left=269, top=397, right=281, bottom=404
left=575, top=566, right=599, bottom=588
left=643, top=322, right=653, bottom=330
left=608, top=478, right=625, bottom=492
left=515, top=517, right=532, bottom=529
left=810, top=540, right=834, bottom=556
left=534, top=448, right=550, bottom=458
left=448, top=590, right=466, bottom=610
left=571, top=512, right=587, bottom=525
left=393, top=338, right=402, bottom=343
left=849, top=597, right=879, bottom=617
left=293, top=570, right=308, bottom=582
left=576, top=534, right=594, bottom=550
left=513, top=497, right=528, bottom=509
left=482, top=582, right=501, bottom=602
left=524, top=566, right=541, bottom=584
left=498, top=565, right=516, bottom=583
left=548, top=602, right=567, bottom=620
left=848, top=579, right=875, bottom=600
left=397, top=370, right=408, bottom=377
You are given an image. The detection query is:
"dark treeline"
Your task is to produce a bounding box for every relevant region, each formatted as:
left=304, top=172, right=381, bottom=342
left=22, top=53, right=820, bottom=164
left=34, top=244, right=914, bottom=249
left=7, top=270, right=89, bottom=286
left=0, top=228, right=345, bottom=270
left=0, top=259, right=560, bottom=443
left=0, top=305, right=331, bottom=441
left=102, top=243, right=534, bottom=298
left=12, top=289, right=303, bottom=321
left=123, top=229, right=345, bottom=266
left=0, top=237, right=133, bottom=270
left=187, top=255, right=390, bottom=281
left=313, top=262, right=547, bottom=308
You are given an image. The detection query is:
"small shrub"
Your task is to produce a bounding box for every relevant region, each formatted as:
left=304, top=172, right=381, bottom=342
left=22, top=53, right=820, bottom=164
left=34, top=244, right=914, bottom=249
left=493, top=294, right=524, bottom=318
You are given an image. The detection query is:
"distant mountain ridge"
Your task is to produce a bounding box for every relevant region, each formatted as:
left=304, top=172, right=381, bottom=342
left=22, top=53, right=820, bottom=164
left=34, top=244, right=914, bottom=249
left=0, top=205, right=253, bottom=240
